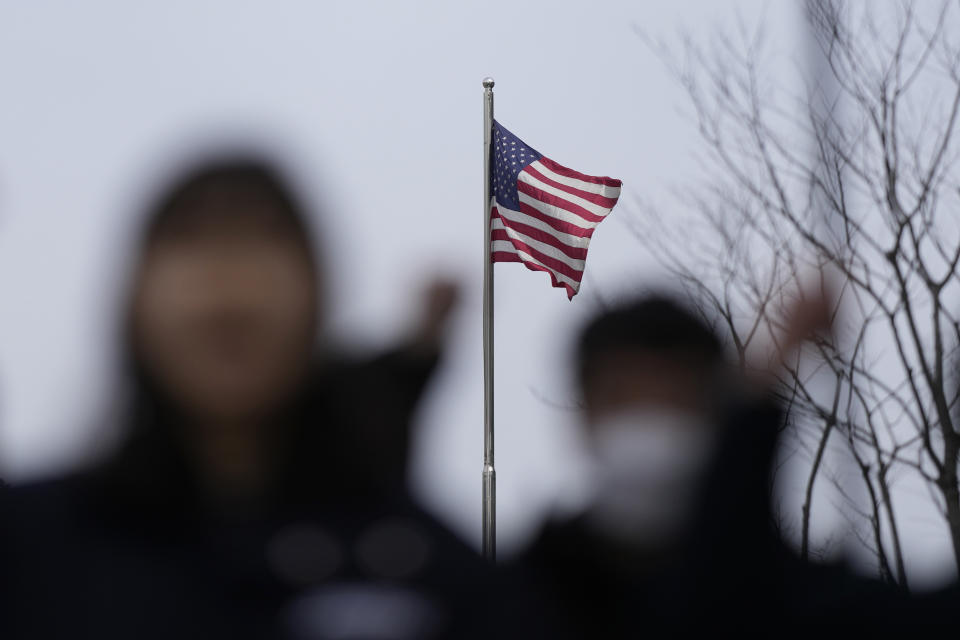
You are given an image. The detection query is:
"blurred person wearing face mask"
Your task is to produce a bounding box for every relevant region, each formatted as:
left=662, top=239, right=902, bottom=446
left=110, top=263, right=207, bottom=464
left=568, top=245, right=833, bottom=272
left=519, top=292, right=943, bottom=636
left=578, top=298, right=724, bottom=556
left=0, top=156, right=504, bottom=640
left=517, top=295, right=730, bottom=638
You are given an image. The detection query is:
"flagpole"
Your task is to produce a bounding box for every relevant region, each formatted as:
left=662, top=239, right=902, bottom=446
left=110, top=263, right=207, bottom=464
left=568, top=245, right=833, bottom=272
left=481, top=76, right=496, bottom=562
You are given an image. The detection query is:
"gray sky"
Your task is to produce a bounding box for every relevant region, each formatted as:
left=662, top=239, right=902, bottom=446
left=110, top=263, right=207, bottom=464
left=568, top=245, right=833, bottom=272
left=2, top=0, right=955, bottom=587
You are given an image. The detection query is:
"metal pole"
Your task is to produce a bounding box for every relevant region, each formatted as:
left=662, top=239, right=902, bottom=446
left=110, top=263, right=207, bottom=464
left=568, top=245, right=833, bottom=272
left=481, top=76, right=496, bottom=562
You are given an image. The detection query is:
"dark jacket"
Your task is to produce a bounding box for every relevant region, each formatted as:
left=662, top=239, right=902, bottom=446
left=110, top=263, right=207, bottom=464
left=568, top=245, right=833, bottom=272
left=519, top=394, right=951, bottom=636
left=0, top=349, right=507, bottom=640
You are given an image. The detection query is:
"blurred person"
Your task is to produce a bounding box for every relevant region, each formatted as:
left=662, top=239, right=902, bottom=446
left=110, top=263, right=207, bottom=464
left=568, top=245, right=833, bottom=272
left=516, top=292, right=937, bottom=636
left=518, top=296, right=731, bottom=637
left=0, top=157, right=503, bottom=640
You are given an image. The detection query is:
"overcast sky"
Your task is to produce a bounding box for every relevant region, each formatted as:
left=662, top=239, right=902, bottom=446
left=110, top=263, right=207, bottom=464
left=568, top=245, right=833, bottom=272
left=2, top=0, right=956, bottom=588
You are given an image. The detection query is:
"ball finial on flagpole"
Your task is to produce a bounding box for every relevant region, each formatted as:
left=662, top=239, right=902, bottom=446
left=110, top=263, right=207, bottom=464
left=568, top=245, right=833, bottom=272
left=482, top=77, right=495, bottom=89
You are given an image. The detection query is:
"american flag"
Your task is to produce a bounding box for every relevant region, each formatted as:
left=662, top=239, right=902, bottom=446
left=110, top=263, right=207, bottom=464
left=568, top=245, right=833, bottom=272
left=490, top=120, right=621, bottom=299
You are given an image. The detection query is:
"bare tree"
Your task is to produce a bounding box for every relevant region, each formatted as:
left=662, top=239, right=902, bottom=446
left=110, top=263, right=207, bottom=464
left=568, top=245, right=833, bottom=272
left=634, top=0, right=960, bottom=589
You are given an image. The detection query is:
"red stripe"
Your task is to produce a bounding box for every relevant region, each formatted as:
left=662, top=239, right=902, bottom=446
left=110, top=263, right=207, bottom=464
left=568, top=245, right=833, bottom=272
left=492, top=250, right=522, bottom=262
left=539, top=156, right=622, bottom=188
left=491, top=251, right=577, bottom=299
left=517, top=181, right=607, bottom=224
left=496, top=213, right=588, bottom=260
left=490, top=228, right=583, bottom=282
left=517, top=202, right=596, bottom=239
left=524, top=164, right=620, bottom=208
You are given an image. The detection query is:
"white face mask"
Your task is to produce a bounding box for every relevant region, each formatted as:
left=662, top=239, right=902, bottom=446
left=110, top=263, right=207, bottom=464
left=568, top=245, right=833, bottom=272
left=585, top=408, right=715, bottom=549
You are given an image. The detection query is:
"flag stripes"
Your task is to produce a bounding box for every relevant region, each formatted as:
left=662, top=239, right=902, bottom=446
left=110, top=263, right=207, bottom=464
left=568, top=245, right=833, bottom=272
left=490, top=122, right=621, bottom=299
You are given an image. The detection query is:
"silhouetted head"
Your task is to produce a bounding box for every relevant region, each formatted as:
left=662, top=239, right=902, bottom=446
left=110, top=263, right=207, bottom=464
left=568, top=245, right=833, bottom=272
left=577, top=295, right=724, bottom=424
left=575, top=295, right=727, bottom=550
left=92, top=156, right=334, bottom=513
left=128, top=159, right=321, bottom=427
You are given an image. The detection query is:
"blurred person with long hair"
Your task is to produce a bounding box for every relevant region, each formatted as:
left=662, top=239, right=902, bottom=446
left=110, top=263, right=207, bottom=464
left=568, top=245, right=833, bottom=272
left=0, top=156, right=503, bottom=640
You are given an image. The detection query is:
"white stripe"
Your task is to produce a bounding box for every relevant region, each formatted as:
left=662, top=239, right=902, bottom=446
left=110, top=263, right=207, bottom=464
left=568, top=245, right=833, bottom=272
left=530, top=160, right=622, bottom=200
left=517, top=192, right=599, bottom=231
left=491, top=239, right=582, bottom=292
left=494, top=202, right=593, bottom=250
left=492, top=215, right=586, bottom=272
left=491, top=238, right=519, bottom=256
left=518, top=170, right=614, bottom=219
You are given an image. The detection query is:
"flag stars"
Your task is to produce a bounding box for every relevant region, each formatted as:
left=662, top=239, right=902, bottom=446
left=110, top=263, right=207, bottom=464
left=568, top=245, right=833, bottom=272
left=490, top=121, right=543, bottom=209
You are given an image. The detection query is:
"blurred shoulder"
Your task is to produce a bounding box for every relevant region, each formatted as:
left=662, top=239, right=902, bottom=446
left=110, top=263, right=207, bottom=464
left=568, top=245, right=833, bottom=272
left=0, top=470, right=100, bottom=527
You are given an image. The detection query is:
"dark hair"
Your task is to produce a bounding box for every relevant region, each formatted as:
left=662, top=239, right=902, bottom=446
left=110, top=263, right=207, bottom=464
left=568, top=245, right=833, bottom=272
left=126, top=154, right=323, bottom=393
left=141, top=158, right=316, bottom=254
left=95, top=155, right=330, bottom=519
left=89, top=156, right=421, bottom=520
left=576, top=295, right=725, bottom=388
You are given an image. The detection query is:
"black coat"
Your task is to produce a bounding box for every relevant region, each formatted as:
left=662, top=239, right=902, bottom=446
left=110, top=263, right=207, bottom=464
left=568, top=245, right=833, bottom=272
left=0, top=348, right=516, bottom=640
left=518, top=395, right=955, bottom=636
